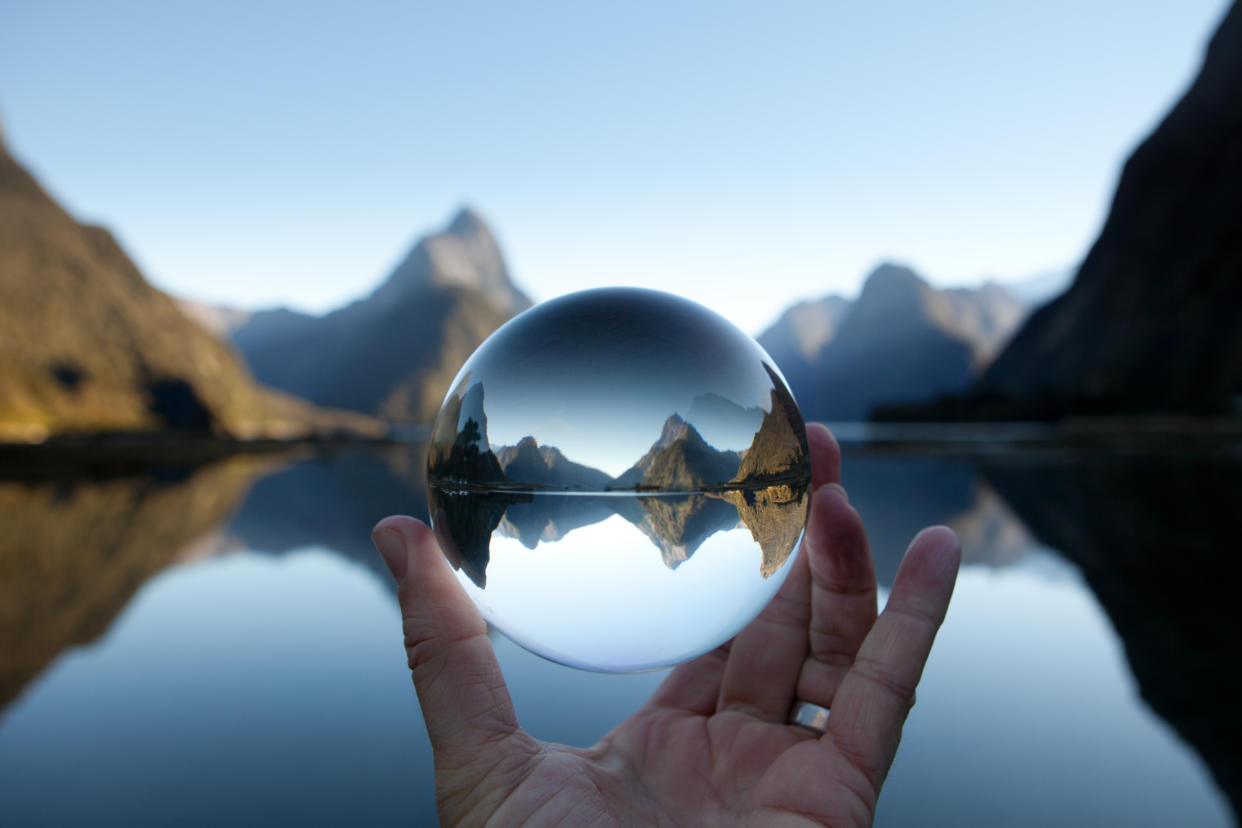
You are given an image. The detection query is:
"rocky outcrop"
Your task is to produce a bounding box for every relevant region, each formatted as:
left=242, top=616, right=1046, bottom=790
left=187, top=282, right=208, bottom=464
left=613, top=415, right=742, bottom=491
left=732, top=366, right=810, bottom=486
left=0, top=134, right=368, bottom=441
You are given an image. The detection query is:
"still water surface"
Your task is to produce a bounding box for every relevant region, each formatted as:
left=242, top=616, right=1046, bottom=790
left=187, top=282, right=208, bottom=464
left=0, top=438, right=1236, bottom=826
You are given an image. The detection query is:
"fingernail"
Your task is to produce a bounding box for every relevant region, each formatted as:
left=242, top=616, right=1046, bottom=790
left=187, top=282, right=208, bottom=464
left=820, top=482, right=849, bottom=504
left=372, top=528, right=409, bottom=582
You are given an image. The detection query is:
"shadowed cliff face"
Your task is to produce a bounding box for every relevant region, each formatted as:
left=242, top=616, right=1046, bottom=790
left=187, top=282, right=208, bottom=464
left=980, top=2, right=1242, bottom=415
left=981, top=453, right=1242, bottom=822
left=0, top=458, right=268, bottom=709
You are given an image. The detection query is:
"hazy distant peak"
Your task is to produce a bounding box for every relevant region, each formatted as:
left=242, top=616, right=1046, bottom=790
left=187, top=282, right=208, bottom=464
left=756, top=293, right=850, bottom=362
left=371, top=207, right=530, bottom=315
left=860, top=262, right=929, bottom=296
left=844, top=264, right=939, bottom=332
left=447, top=206, right=488, bottom=237
left=177, top=298, right=253, bottom=338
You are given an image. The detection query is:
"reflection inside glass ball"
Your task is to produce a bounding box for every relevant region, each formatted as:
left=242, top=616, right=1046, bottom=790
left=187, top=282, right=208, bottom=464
left=426, top=288, right=811, bottom=672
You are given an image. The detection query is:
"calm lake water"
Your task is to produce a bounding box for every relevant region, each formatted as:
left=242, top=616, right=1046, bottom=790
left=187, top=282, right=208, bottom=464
left=1, top=433, right=1238, bottom=826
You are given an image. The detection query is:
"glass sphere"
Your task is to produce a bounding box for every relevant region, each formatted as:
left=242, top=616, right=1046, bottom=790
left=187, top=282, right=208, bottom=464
left=426, top=287, right=811, bottom=672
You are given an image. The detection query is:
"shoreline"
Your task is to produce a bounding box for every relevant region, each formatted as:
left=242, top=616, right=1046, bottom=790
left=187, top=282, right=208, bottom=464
left=0, top=429, right=411, bottom=478
left=827, top=416, right=1242, bottom=457
left=3, top=415, right=1241, bottom=475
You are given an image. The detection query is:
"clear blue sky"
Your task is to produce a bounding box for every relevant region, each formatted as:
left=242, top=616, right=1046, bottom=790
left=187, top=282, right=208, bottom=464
left=0, top=0, right=1231, bottom=334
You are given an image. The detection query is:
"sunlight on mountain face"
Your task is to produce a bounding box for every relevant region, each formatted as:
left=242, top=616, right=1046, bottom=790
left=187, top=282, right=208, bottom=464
left=425, top=287, right=811, bottom=672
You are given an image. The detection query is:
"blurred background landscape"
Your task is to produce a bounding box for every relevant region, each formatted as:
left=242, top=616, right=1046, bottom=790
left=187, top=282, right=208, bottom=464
left=2, top=1, right=1241, bottom=825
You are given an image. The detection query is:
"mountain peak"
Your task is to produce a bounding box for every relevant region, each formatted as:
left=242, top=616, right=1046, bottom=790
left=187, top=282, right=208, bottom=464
left=656, top=413, right=693, bottom=447
left=978, top=0, right=1242, bottom=414
left=447, top=206, right=488, bottom=237
left=370, top=207, right=530, bottom=315
left=759, top=260, right=1033, bottom=419
left=860, top=263, right=928, bottom=298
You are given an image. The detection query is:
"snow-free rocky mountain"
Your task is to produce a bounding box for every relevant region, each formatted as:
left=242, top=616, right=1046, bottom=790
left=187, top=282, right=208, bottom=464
left=758, top=264, right=1031, bottom=421
left=978, top=1, right=1242, bottom=417
left=230, top=208, right=531, bottom=424
left=0, top=127, right=370, bottom=441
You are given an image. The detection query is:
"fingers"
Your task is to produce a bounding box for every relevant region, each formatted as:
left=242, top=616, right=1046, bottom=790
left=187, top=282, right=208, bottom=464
left=825, top=525, right=961, bottom=789
left=715, top=549, right=812, bottom=720
left=794, top=482, right=878, bottom=708
left=806, top=422, right=842, bottom=489
left=713, top=423, right=842, bottom=721
left=646, top=643, right=731, bottom=716
left=372, top=515, right=523, bottom=769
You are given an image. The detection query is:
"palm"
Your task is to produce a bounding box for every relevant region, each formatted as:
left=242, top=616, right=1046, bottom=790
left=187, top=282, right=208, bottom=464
left=375, top=423, right=960, bottom=827
left=607, top=700, right=870, bottom=825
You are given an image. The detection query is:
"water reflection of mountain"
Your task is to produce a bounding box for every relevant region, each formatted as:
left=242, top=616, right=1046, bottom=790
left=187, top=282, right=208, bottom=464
left=609, top=494, right=744, bottom=569
left=6, top=438, right=1240, bottom=823
left=427, top=374, right=810, bottom=494
left=0, top=457, right=267, bottom=709
left=839, top=447, right=978, bottom=583
left=497, top=496, right=616, bottom=549
left=981, top=453, right=1242, bottom=821
left=426, top=378, right=810, bottom=587
left=226, top=446, right=430, bottom=584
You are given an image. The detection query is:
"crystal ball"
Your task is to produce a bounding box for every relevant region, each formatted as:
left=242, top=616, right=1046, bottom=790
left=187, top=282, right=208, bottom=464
left=426, top=287, right=811, bottom=672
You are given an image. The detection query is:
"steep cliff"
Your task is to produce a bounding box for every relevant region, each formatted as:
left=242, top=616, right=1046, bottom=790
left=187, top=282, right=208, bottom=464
left=0, top=134, right=363, bottom=440
left=980, top=3, right=1242, bottom=415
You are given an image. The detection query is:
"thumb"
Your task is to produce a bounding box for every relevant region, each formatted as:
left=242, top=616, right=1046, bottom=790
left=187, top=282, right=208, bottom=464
left=372, top=515, right=523, bottom=770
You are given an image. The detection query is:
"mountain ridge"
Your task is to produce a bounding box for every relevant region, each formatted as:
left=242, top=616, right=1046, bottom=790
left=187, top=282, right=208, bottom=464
left=760, top=264, right=1030, bottom=421
left=229, top=208, right=531, bottom=423
left=0, top=133, right=375, bottom=441
left=975, top=1, right=1242, bottom=417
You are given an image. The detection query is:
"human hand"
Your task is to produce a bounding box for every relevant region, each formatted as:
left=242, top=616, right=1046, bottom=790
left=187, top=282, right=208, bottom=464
left=372, top=422, right=960, bottom=826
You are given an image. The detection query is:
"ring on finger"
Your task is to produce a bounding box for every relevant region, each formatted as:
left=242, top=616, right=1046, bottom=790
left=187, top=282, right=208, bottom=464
left=788, top=699, right=831, bottom=734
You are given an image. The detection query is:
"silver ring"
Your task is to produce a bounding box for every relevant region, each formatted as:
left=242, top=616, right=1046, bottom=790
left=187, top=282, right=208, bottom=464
left=788, top=700, right=830, bottom=733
